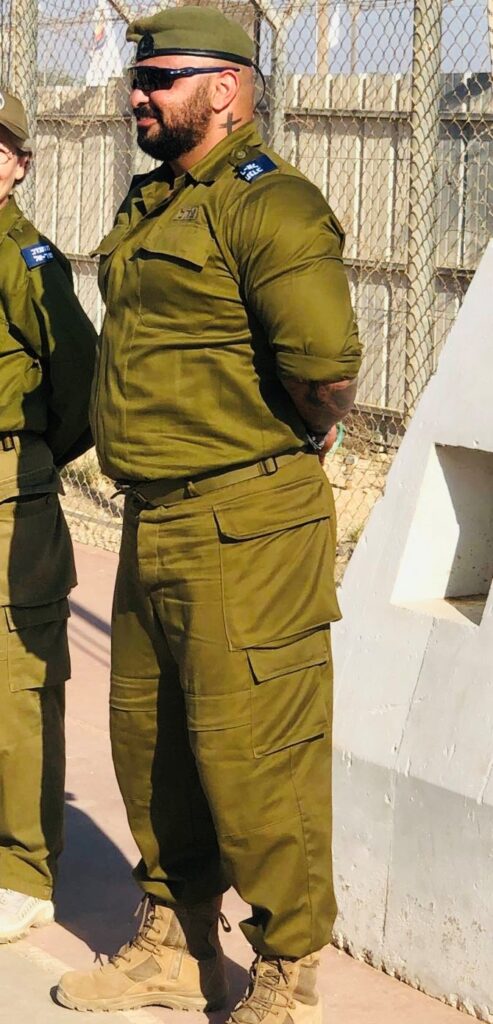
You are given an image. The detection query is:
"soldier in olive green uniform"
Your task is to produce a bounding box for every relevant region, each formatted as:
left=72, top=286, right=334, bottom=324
left=0, top=90, right=96, bottom=941
left=57, top=8, right=361, bottom=1021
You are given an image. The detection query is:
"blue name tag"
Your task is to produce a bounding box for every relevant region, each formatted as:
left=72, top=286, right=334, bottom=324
left=21, top=243, right=55, bottom=269
left=237, top=154, right=277, bottom=183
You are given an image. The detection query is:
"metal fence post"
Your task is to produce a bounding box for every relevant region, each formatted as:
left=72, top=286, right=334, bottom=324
left=404, top=0, right=443, bottom=421
left=268, top=21, right=288, bottom=154
left=488, top=0, right=493, bottom=74
left=6, top=0, right=38, bottom=219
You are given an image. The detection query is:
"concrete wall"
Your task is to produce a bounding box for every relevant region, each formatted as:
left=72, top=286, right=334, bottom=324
left=331, top=241, right=493, bottom=1021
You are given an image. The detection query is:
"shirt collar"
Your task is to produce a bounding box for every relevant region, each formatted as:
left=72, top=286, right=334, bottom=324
left=131, top=122, right=262, bottom=215
left=186, top=121, right=262, bottom=185
left=0, top=196, right=22, bottom=240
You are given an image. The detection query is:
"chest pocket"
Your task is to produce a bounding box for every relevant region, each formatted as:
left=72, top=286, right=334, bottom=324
left=139, top=222, right=212, bottom=268
left=137, top=223, right=215, bottom=334
left=92, top=223, right=129, bottom=297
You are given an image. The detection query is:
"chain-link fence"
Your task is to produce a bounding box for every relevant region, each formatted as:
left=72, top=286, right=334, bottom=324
left=1, top=0, right=491, bottom=571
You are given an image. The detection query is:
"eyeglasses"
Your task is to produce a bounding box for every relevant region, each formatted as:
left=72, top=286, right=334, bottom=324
left=0, top=147, right=15, bottom=166
left=129, top=65, right=241, bottom=94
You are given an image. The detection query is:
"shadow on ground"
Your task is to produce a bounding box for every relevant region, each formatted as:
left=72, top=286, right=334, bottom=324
left=56, top=796, right=138, bottom=954
left=206, top=959, right=249, bottom=1024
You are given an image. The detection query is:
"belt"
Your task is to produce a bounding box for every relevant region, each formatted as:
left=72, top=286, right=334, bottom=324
left=0, top=433, right=16, bottom=452
left=117, top=449, right=308, bottom=508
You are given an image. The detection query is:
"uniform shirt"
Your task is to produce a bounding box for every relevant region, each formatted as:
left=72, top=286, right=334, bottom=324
left=0, top=197, right=97, bottom=470
left=92, top=122, right=361, bottom=482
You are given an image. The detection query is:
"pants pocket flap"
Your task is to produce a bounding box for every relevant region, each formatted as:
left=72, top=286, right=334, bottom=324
left=214, top=477, right=330, bottom=540
left=4, top=598, right=70, bottom=632
left=110, top=674, right=159, bottom=712
left=247, top=632, right=328, bottom=682
left=186, top=690, right=251, bottom=732
left=2, top=599, right=71, bottom=691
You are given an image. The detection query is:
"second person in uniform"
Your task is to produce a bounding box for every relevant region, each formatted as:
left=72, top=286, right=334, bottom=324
left=0, top=90, right=96, bottom=942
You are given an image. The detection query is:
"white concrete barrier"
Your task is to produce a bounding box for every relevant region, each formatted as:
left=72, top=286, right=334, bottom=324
left=332, top=241, right=493, bottom=1021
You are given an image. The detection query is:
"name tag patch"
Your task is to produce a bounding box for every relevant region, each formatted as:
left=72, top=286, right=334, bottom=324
left=173, top=206, right=199, bottom=222
left=236, top=154, right=277, bottom=183
left=21, top=243, right=55, bottom=269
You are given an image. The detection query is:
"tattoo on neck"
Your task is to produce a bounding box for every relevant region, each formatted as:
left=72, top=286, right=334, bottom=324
left=220, top=113, right=242, bottom=134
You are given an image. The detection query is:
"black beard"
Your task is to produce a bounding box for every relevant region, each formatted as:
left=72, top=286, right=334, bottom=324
left=136, top=119, right=203, bottom=162
left=135, top=94, right=211, bottom=163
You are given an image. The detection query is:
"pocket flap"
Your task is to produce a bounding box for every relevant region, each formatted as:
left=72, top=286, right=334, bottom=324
left=140, top=223, right=212, bottom=269
left=110, top=674, right=157, bottom=712
left=249, top=631, right=330, bottom=756
left=4, top=597, right=70, bottom=633
left=91, top=224, right=126, bottom=258
left=214, top=477, right=331, bottom=541
left=248, top=631, right=328, bottom=682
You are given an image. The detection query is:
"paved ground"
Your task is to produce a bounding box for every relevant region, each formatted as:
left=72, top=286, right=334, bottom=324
left=0, top=542, right=468, bottom=1024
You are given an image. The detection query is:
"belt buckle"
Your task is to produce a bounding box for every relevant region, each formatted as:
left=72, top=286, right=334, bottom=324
left=185, top=480, right=199, bottom=498
left=111, top=481, right=133, bottom=499
left=261, top=456, right=278, bottom=476
left=0, top=435, right=15, bottom=452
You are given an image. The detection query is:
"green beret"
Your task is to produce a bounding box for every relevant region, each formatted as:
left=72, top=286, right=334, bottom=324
left=0, top=88, right=32, bottom=151
left=127, top=6, right=255, bottom=67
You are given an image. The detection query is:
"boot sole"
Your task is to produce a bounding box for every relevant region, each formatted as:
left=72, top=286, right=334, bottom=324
left=0, top=905, right=55, bottom=943
left=55, top=986, right=228, bottom=1014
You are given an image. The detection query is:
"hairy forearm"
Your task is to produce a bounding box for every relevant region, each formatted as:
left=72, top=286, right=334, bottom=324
left=280, top=376, right=358, bottom=436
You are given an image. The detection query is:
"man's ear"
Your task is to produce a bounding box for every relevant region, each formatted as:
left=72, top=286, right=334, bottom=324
left=210, top=69, right=240, bottom=114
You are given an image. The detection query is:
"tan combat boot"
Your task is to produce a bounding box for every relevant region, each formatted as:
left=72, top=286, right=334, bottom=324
left=228, top=953, right=322, bottom=1024
left=56, top=896, right=228, bottom=1013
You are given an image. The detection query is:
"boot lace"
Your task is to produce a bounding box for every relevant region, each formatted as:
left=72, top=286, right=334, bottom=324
left=108, top=896, right=163, bottom=966
left=229, top=956, right=295, bottom=1023
left=219, top=910, right=232, bottom=933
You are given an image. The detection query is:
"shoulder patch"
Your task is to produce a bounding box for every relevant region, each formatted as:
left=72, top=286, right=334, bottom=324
left=236, top=154, right=278, bottom=183
left=21, top=243, right=55, bottom=270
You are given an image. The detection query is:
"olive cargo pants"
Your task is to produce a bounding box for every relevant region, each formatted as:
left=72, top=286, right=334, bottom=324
left=0, top=438, right=76, bottom=898
left=110, top=452, right=340, bottom=957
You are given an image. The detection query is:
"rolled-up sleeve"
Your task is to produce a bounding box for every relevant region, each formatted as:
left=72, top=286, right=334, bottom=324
left=226, top=174, right=361, bottom=382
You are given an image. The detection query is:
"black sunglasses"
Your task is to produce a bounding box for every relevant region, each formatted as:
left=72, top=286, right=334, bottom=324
left=129, top=65, right=241, bottom=93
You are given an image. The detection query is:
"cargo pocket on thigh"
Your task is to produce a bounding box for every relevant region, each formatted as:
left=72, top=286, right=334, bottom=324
left=0, top=492, right=76, bottom=606
left=248, top=631, right=330, bottom=758
left=2, top=598, right=71, bottom=691
left=214, top=475, right=340, bottom=651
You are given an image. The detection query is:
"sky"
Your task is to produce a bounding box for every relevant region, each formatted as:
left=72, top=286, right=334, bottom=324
left=2, top=0, right=489, bottom=83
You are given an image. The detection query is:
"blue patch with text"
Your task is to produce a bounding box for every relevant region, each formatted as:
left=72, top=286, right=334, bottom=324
left=21, top=243, right=55, bottom=269
left=236, top=154, right=277, bottom=183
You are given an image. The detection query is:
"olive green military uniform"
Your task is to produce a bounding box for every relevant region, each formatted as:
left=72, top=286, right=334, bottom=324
left=93, top=117, right=360, bottom=956
left=0, top=195, right=96, bottom=898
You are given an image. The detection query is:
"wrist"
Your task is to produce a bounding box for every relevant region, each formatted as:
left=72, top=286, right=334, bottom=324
left=306, top=430, right=328, bottom=452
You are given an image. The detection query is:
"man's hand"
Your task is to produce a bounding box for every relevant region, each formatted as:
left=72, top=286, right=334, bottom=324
left=280, top=375, right=358, bottom=440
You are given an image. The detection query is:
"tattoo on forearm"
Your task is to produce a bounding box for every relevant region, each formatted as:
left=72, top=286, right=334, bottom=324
left=280, top=376, right=358, bottom=434
left=220, top=113, right=242, bottom=134
left=305, top=379, right=354, bottom=412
